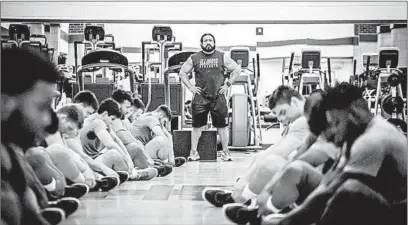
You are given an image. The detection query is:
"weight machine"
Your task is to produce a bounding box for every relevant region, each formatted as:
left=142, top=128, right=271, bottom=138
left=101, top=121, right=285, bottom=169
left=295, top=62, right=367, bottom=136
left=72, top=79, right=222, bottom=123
left=290, top=49, right=332, bottom=96
left=357, top=53, right=380, bottom=110
left=371, top=48, right=407, bottom=134
left=73, top=25, right=135, bottom=102
left=226, top=47, right=263, bottom=150
left=140, top=26, right=184, bottom=131
left=1, top=24, right=55, bottom=61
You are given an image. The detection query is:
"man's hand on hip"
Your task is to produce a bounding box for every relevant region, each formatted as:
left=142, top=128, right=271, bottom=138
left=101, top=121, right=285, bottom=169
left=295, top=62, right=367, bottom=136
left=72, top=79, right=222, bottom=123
left=218, top=84, right=229, bottom=95
left=189, top=86, right=202, bottom=95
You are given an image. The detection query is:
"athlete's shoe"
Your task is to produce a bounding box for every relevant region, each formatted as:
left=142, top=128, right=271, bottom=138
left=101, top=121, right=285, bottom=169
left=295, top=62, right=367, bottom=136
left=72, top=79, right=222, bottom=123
left=220, top=151, right=233, bottom=161
left=41, top=208, right=66, bottom=225
left=117, top=171, right=130, bottom=184
left=47, top=197, right=80, bottom=217
left=175, top=157, right=187, bottom=167
left=187, top=151, right=200, bottom=161
left=202, top=188, right=235, bottom=207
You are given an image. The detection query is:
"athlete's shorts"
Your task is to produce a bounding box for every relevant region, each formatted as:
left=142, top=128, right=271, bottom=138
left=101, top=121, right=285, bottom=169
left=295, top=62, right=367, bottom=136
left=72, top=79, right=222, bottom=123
left=191, top=94, right=228, bottom=128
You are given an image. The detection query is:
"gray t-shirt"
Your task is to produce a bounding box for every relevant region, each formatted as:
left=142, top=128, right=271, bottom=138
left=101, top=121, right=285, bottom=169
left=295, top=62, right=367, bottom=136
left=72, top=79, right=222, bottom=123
left=130, top=113, right=161, bottom=145
left=269, top=116, right=310, bottom=158
left=79, top=114, right=108, bottom=159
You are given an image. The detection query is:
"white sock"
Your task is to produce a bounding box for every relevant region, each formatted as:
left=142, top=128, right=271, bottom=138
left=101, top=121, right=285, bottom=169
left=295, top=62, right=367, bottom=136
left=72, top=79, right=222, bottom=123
left=241, top=184, right=257, bottom=201
left=266, top=196, right=282, bottom=213
left=43, top=178, right=56, bottom=192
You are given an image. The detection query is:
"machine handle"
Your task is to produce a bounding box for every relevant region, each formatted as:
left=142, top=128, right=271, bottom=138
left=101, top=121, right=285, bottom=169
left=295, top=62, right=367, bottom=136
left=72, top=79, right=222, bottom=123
left=104, top=34, right=115, bottom=42
left=365, top=56, right=371, bottom=82
left=95, top=41, right=116, bottom=50
left=327, top=58, right=332, bottom=87
left=281, top=57, right=286, bottom=85
left=18, top=40, right=31, bottom=48
left=162, top=41, right=174, bottom=110
left=288, top=52, right=295, bottom=75
left=353, top=59, right=357, bottom=82
left=142, top=41, right=160, bottom=81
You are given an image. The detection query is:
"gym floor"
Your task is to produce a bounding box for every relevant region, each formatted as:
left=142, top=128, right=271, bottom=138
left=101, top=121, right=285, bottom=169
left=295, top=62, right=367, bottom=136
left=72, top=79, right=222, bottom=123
left=60, top=128, right=282, bottom=225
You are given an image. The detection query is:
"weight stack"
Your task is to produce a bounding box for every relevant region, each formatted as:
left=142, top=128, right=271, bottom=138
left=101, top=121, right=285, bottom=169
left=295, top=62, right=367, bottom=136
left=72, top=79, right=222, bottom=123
left=173, top=130, right=217, bottom=161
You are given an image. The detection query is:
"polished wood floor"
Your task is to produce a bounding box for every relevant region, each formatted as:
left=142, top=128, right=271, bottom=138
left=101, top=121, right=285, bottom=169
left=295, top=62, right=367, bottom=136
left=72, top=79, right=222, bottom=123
left=61, top=129, right=282, bottom=225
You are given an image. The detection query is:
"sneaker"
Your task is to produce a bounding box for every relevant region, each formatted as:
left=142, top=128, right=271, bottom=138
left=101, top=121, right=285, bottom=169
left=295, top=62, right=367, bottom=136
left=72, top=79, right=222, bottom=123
left=99, top=176, right=120, bottom=191
left=201, top=188, right=235, bottom=207
left=64, top=183, right=89, bottom=199
left=154, top=165, right=173, bottom=177
left=222, top=203, right=260, bottom=225
left=175, top=157, right=186, bottom=167
left=220, top=151, right=233, bottom=161
left=41, top=208, right=66, bottom=225
left=187, top=151, right=200, bottom=161
left=90, top=177, right=119, bottom=192
left=45, top=189, right=60, bottom=202
left=117, top=171, right=130, bottom=184
left=48, top=197, right=80, bottom=217
left=130, top=168, right=158, bottom=181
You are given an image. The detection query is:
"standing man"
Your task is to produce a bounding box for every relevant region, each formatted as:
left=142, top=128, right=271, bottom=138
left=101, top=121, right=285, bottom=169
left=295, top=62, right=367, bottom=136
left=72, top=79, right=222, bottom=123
left=178, top=33, right=241, bottom=161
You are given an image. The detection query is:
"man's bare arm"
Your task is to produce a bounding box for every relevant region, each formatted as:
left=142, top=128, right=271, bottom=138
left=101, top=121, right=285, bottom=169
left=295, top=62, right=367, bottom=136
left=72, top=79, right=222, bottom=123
left=162, top=127, right=175, bottom=164
left=291, top=132, right=318, bottom=161
left=179, top=57, right=195, bottom=90
left=224, top=54, right=241, bottom=84
left=109, top=130, right=134, bottom=164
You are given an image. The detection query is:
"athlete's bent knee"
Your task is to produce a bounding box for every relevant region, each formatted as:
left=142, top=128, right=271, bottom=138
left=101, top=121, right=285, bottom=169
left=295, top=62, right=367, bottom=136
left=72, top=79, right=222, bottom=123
left=46, top=145, right=71, bottom=162
left=126, top=142, right=144, bottom=155
left=106, top=149, right=123, bottom=162
left=25, top=147, right=47, bottom=168
left=280, top=160, right=306, bottom=180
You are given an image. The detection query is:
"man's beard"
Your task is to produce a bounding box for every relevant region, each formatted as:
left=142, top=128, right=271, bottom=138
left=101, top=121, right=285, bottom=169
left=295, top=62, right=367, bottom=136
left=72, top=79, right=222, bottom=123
left=1, top=110, right=40, bottom=150
left=45, top=110, right=59, bottom=135
left=201, top=44, right=215, bottom=53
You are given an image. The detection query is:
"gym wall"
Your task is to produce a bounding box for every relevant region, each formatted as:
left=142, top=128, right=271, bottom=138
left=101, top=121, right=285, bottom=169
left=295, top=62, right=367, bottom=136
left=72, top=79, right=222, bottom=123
left=391, top=25, right=407, bottom=67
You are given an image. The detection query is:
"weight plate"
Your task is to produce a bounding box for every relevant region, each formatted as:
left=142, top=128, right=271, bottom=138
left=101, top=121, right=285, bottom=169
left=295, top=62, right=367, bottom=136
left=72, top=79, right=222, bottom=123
left=381, top=95, right=404, bottom=115
left=387, top=73, right=400, bottom=87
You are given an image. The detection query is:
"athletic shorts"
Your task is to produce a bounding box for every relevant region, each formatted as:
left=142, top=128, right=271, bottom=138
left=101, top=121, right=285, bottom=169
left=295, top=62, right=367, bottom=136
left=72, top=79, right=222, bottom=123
left=191, top=94, right=228, bottom=128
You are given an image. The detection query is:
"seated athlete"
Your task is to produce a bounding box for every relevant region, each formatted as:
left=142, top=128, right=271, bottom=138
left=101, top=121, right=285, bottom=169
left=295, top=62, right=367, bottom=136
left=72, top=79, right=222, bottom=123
left=128, top=97, right=146, bottom=125
left=130, top=105, right=178, bottom=166
left=111, top=89, right=175, bottom=176
left=52, top=104, right=128, bottom=190
left=218, top=91, right=337, bottom=223
left=69, top=91, right=123, bottom=179
left=26, top=112, right=89, bottom=202
left=1, top=48, right=70, bottom=225
left=41, top=106, right=100, bottom=189
left=202, top=86, right=317, bottom=206
left=79, top=98, right=157, bottom=180
left=224, top=83, right=408, bottom=225
left=72, top=90, right=99, bottom=118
